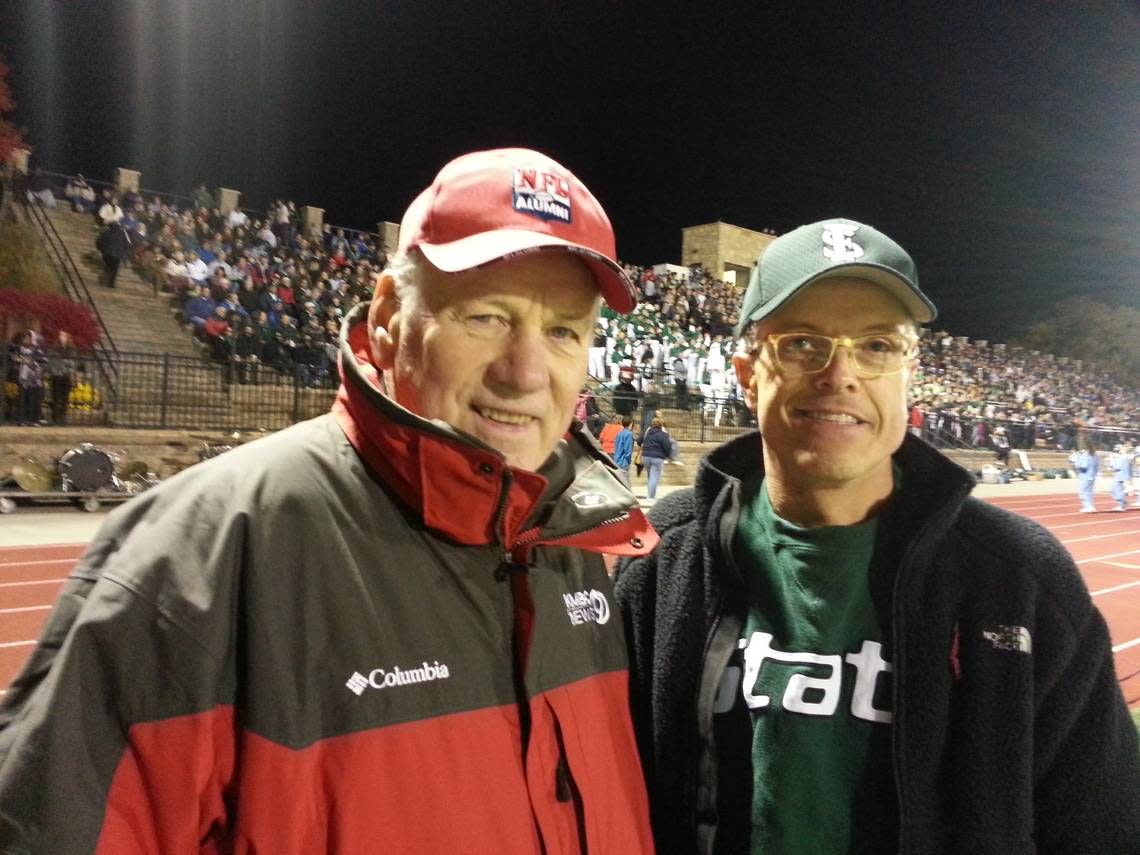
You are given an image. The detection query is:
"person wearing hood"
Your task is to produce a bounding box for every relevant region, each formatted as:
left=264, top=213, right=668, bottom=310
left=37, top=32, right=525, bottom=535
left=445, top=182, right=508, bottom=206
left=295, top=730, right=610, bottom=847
left=0, top=149, right=656, bottom=854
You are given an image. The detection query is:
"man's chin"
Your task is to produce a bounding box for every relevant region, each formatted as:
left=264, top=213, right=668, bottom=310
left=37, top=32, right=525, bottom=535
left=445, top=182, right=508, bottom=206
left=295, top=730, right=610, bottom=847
left=477, top=436, right=547, bottom=473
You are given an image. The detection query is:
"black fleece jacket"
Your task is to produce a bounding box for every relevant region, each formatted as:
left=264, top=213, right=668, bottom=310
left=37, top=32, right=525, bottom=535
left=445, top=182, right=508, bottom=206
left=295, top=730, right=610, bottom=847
left=615, top=432, right=1140, bottom=855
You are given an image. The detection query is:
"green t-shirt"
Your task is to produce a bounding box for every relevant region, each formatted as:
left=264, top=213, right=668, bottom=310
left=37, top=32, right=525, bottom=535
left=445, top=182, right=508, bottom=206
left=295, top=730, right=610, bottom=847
left=714, top=476, right=898, bottom=854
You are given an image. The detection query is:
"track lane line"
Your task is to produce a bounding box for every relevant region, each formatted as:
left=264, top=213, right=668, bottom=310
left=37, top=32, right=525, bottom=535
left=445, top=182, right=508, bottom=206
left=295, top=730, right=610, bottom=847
left=1061, top=529, right=1140, bottom=546
left=1077, top=548, right=1140, bottom=565
left=0, top=579, right=68, bottom=588
left=0, top=558, right=79, bottom=568
left=0, top=605, right=52, bottom=615
left=1113, top=637, right=1140, bottom=654
left=0, top=640, right=35, bottom=649
left=1092, top=580, right=1140, bottom=597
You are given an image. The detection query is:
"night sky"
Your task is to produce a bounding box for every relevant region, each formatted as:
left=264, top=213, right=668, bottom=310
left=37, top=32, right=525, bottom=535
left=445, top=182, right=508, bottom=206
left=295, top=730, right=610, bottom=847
left=2, top=1, right=1137, bottom=342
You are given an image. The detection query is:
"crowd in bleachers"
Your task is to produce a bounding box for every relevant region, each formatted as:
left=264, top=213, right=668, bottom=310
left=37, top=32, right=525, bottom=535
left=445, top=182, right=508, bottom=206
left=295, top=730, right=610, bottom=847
left=8, top=175, right=1137, bottom=448
left=92, top=183, right=386, bottom=387
left=588, top=263, right=1139, bottom=451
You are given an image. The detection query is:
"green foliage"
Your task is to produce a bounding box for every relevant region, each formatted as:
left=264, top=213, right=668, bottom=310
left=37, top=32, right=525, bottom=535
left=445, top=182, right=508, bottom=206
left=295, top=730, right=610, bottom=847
left=1016, top=297, right=1140, bottom=378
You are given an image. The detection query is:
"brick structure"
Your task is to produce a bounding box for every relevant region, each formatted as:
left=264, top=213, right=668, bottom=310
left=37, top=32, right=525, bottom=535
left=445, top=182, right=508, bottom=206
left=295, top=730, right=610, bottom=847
left=680, top=221, right=776, bottom=286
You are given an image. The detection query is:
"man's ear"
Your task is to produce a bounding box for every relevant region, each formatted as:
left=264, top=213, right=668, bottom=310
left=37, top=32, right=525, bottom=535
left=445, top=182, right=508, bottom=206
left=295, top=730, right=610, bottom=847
left=367, top=272, right=402, bottom=370
left=732, top=352, right=759, bottom=413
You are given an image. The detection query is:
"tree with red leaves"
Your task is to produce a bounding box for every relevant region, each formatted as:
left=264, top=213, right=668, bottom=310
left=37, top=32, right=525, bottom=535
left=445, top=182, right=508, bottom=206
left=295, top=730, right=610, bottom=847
left=0, top=56, right=26, bottom=166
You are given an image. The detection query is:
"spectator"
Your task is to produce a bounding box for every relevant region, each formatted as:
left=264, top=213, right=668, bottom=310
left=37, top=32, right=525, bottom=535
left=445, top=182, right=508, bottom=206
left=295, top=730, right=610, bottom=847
left=640, top=417, right=672, bottom=500
left=671, top=353, right=689, bottom=411
left=95, top=221, right=137, bottom=289
left=163, top=250, right=192, bottom=297
left=227, top=207, right=249, bottom=229
left=613, top=370, right=640, bottom=420
left=183, top=284, right=218, bottom=334
left=184, top=252, right=209, bottom=285
left=97, top=193, right=123, bottom=226
left=14, top=330, right=47, bottom=425
left=190, top=182, right=213, bottom=211
left=293, top=332, right=326, bottom=386
left=599, top=412, right=623, bottom=456
left=45, top=331, right=78, bottom=425
left=65, top=174, right=96, bottom=213
left=613, top=415, right=634, bottom=487
left=231, top=322, right=261, bottom=384
left=201, top=305, right=232, bottom=360
left=24, top=170, right=57, bottom=208
left=639, top=380, right=661, bottom=442
left=273, top=313, right=300, bottom=371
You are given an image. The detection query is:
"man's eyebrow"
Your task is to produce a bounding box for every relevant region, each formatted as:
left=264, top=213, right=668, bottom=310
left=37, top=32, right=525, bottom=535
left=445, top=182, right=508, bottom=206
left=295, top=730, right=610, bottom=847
left=549, top=307, right=597, bottom=323
left=771, top=321, right=912, bottom=335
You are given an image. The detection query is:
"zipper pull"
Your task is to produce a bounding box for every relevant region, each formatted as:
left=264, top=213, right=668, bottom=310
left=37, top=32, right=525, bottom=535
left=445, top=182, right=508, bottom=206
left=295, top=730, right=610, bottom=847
left=494, top=558, right=527, bottom=581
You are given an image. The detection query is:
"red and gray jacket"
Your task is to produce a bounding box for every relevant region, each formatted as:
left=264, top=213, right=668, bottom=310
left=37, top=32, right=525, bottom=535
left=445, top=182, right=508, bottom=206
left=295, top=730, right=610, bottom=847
left=0, top=307, right=658, bottom=854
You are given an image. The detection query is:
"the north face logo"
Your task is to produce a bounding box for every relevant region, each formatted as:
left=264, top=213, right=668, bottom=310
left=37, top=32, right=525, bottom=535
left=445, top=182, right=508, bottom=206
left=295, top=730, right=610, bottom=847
left=821, top=223, right=864, bottom=262
left=982, top=625, right=1032, bottom=654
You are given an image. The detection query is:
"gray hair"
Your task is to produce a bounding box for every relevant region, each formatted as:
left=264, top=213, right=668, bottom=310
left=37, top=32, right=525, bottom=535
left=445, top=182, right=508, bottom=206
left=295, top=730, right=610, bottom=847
left=383, top=248, right=603, bottom=321
left=384, top=250, right=426, bottom=313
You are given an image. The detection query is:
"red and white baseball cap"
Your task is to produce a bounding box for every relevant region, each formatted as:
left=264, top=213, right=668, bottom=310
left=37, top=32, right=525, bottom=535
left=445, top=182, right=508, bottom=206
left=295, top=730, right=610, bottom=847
left=397, top=148, right=636, bottom=313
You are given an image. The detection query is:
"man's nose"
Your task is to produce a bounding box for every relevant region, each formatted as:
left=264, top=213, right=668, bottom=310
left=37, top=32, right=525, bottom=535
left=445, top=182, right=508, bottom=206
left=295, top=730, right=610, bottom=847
left=487, top=329, right=548, bottom=394
left=812, top=344, right=860, bottom=390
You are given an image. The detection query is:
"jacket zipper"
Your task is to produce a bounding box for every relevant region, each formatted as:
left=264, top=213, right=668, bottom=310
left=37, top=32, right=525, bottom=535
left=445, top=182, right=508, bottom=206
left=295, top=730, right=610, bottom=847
left=890, top=486, right=971, bottom=854
left=506, top=513, right=632, bottom=564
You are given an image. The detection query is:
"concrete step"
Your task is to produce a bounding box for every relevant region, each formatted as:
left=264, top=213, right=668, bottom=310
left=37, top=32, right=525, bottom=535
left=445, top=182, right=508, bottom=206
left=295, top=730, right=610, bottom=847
left=41, top=208, right=201, bottom=359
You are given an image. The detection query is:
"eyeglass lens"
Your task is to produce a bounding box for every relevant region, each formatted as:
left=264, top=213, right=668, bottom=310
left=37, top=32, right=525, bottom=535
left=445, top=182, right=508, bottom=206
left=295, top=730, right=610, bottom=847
left=773, top=334, right=905, bottom=375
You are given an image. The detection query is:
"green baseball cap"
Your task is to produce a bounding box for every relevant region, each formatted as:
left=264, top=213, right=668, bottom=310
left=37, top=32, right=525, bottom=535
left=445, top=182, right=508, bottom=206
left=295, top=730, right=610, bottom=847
left=733, top=218, right=936, bottom=337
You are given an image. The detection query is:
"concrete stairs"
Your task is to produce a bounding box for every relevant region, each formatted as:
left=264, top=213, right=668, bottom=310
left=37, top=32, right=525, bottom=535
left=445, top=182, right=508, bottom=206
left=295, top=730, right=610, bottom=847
left=40, top=207, right=201, bottom=359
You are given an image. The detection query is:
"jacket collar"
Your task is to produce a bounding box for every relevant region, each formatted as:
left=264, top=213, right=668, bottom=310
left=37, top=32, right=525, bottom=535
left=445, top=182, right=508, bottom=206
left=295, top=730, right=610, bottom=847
left=332, top=304, right=657, bottom=559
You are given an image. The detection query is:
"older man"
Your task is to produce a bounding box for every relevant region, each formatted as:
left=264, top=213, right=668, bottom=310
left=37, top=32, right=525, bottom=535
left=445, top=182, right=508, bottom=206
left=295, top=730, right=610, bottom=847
left=615, top=219, right=1140, bottom=854
left=0, top=149, right=656, bottom=853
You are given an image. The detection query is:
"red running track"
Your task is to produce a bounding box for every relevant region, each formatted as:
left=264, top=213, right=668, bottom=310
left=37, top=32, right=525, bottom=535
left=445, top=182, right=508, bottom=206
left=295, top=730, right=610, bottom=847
left=2, top=494, right=1140, bottom=706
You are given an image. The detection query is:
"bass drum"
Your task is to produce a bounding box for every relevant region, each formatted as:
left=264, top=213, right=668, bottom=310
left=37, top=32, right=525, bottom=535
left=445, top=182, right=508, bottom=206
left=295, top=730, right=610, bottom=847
left=58, top=444, right=114, bottom=492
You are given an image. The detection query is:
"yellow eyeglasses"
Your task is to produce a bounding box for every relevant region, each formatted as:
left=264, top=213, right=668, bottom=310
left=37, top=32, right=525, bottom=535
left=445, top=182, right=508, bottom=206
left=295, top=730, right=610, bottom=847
left=765, top=332, right=916, bottom=377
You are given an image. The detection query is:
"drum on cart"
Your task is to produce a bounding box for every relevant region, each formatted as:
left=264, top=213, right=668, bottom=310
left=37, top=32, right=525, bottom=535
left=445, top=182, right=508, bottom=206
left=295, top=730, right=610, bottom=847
left=58, top=444, right=114, bottom=492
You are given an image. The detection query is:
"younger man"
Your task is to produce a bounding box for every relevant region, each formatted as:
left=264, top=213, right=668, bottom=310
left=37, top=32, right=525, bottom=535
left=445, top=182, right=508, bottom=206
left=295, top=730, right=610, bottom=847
left=616, top=219, right=1140, bottom=854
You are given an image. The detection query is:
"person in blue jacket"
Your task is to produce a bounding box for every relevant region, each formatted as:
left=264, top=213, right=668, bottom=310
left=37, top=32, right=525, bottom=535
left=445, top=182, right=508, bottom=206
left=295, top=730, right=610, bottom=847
left=613, top=416, right=635, bottom=487
left=1069, top=437, right=1099, bottom=512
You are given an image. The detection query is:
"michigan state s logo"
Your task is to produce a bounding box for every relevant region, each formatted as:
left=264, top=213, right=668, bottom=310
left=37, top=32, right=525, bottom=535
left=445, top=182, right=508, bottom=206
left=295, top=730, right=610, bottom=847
left=821, top=223, right=864, bottom=262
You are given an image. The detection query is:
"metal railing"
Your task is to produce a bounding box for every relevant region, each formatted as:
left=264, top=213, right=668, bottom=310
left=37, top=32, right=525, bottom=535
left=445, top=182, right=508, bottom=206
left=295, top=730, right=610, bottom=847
left=21, top=196, right=120, bottom=398
left=2, top=344, right=1133, bottom=455
left=0, top=347, right=336, bottom=431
